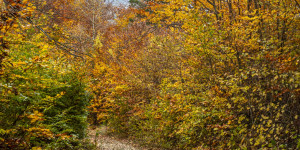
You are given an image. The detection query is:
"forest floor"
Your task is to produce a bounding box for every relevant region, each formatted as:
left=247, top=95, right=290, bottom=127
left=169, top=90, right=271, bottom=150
left=88, top=126, right=152, bottom=150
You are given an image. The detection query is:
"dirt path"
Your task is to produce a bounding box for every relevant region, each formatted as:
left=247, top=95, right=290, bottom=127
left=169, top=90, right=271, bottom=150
left=88, top=126, right=144, bottom=150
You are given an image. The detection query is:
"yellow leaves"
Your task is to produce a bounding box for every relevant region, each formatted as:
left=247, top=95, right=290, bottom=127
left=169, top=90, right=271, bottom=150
left=26, top=127, right=54, bottom=139
left=22, top=0, right=30, bottom=4
left=239, top=128, right=247, bottom=134
left=94, top=34, right=103, bottom=49
left=141, top=0, right=190, bottom=25
left=41, top=44, right=52, bottom=51
left=11, top=23, right=20, bottom=29
left=238, top=115, right=245, bottom=124
left=42, top=92, right=65, bottom=103
left=254, top=134, right=265, bottom=146
left=114, top=85, right=128, bottom=94
left=57, top=91, right=65, bottom=97
left=226, top=103, right=232, bottom=109
left=108, top=49, right=115, bottom=58
left=240, top=16, right=259, bottom=21
left=32, top=147, right=42, bottom=150
left=275, top=112, right=281, bottom=121
left=14, top=61, right=27, bottom=66
left=28, top=111, right=44, bottom=124
left=73, top=0, right=300, bottom=148
left=116, top=11, right=136, bottom=27
left=266, top=120, right=273, bottom=128
left=56, top=133, right=72, bottom=140
left=12, top=74, right=28, bottom=80
left=26, top=4, right=36, bottom=13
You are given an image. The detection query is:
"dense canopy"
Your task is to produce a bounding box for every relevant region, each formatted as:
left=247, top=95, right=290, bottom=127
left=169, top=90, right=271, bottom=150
left=1, top=0, right=299, bottom=149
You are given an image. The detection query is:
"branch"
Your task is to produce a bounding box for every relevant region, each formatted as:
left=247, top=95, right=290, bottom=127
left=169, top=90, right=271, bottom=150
left=4, top=0, right=90, bottom=59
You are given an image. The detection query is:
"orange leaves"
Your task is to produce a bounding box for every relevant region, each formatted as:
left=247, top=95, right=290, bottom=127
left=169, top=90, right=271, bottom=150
left=2, top=0, right=35, bottom=19
left=79, top=0, right=300, bottom=149
left=28, top=111, right=44, bottom=124
left=26, top=127, right=54, bottom=139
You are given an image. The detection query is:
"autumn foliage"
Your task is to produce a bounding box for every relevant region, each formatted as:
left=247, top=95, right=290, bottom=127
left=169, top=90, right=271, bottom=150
left=0, top=0, right=299, bottom=149
left=88, top=0, right=300, bottom=149
left=0, top=0, right=91, bottom=149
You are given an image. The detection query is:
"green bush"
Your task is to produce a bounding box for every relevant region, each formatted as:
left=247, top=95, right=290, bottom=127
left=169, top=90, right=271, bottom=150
left=0, top=27, right=92, bottom=149
left=44, top=81, right=90, bottom=139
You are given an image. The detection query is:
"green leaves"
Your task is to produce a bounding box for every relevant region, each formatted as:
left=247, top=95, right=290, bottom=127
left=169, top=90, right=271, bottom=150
left=0, top=2, right=92, bottom=148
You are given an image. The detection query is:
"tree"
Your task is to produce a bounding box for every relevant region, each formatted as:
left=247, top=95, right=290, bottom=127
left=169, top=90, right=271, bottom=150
left=0, top=0, right=92, bottom=149
left=87, top=0, right=299, bottom=149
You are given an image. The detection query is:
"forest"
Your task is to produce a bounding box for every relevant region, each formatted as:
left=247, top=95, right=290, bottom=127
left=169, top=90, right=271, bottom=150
left=0, top=0, right=299, bottom=149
